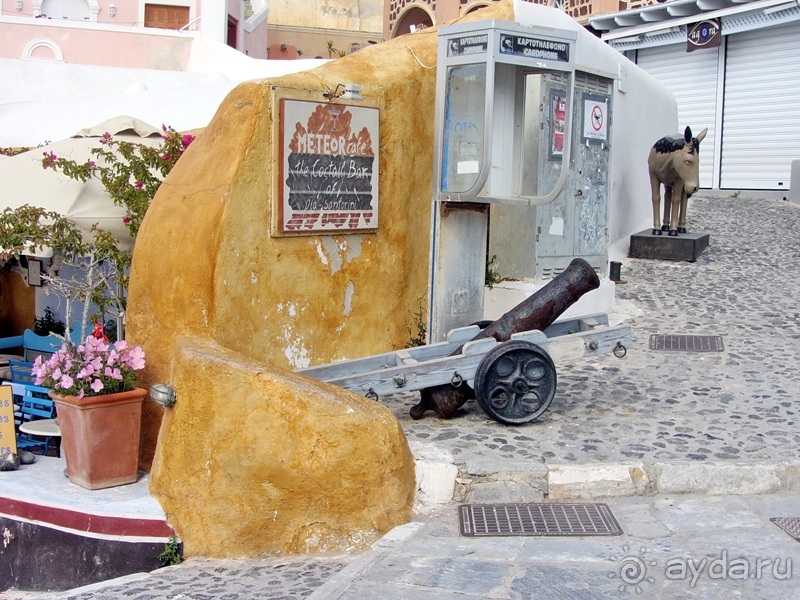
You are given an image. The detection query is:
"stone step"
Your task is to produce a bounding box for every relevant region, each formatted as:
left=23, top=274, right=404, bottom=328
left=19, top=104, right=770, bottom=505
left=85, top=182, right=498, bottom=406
left=410, top=442, right=800, bottom=507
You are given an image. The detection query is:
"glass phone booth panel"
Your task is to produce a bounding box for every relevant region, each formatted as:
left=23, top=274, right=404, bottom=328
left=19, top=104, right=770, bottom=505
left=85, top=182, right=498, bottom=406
left=430, top=20, right=582, bottom=342
left=442, top=64, right=486, bottom=194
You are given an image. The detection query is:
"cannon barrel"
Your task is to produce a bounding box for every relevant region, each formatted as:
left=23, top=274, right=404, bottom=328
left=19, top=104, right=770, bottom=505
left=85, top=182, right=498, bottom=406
left=410, top=258, right=600, bottom=420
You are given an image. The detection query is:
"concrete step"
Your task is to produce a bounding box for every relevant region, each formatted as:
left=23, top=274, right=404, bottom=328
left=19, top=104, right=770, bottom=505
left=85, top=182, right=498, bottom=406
left=411, top=442, right=800, bottom=507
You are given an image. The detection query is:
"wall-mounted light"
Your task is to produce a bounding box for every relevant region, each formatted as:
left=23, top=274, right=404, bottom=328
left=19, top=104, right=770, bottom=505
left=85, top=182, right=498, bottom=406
left=15, top=0, right=22, bottom=11
left=323, top=83, right=363, bottom=101
left=280, top=43, right=287, bottom=51
left=108, top=3, right=116, bottom=16
left=150, top=383, right=177, bottom=408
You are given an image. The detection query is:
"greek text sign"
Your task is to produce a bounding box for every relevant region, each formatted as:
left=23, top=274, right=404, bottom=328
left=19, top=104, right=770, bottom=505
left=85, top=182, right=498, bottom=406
left=447, top=34, right=488, bottom=57
left=499, top=34, right=570, bottom=63
left=280, top=100, right=379, bottom=233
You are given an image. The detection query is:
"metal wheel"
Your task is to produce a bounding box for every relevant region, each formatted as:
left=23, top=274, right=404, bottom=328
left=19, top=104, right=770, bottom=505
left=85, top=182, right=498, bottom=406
left=474, top=340, right=556, bottom=425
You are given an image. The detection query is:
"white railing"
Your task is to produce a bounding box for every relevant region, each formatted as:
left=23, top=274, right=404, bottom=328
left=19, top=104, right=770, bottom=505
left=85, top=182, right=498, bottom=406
left=179, top=15, right=202, bottom=31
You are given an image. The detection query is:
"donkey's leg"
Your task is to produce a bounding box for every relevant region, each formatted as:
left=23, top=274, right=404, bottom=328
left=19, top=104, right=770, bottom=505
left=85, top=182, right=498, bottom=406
left=650, top=175, right=663, bottom=235
left=677, top=192, right=688, bottom=233
left=668, top=185, right=682, bottom=236
left=662, top=186, right=673, bottom=231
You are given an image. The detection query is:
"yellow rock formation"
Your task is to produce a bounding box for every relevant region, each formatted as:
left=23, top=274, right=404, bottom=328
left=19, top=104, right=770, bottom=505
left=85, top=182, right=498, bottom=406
left=127, top=1, right=512, bottom=557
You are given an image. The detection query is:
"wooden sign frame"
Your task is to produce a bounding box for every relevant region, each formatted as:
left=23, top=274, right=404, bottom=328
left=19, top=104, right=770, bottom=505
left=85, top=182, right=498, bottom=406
left=277, top=99, right=380, bottom=235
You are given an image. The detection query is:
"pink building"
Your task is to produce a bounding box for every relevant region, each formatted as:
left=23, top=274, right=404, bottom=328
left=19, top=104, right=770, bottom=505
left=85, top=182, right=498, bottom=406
left=0, top=0, right=269, bottom=67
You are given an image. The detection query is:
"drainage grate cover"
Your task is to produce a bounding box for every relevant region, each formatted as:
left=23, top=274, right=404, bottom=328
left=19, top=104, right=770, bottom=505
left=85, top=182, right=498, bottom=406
left=771, top=517, right=800, bottom=542
left=649, top=334, right=724, bottom=352
left=459, top=503, right=623, bottom=537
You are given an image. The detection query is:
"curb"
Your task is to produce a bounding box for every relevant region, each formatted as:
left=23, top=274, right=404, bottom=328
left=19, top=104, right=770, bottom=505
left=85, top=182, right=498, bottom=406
left=414, top=453, right=800, bottom=507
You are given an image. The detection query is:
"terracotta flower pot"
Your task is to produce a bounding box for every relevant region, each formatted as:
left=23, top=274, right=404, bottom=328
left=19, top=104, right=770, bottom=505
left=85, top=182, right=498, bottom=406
left=50, top=387, right=147, bottom=490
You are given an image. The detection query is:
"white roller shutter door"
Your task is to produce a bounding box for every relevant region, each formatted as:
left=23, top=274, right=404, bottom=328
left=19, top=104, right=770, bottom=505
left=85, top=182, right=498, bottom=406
left=637, top=44, right=718, bottom=189
left=721, top=21, right=800, bottom=190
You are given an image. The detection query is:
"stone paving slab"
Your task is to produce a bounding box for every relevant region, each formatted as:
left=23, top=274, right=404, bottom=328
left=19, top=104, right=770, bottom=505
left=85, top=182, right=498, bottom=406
left=312, top=491, right=800, bottom=599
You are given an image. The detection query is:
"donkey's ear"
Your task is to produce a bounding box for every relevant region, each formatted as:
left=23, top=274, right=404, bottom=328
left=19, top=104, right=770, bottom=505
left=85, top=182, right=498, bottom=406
left=684, top=126, right=692, bottom=142
left=696, top=128, right=708, bottom=143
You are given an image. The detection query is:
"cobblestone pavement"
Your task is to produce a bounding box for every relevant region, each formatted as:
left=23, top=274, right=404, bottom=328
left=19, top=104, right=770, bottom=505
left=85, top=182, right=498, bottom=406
left=15, top=556, right=351, bottom=600
left=381, top=193, right=800, bottom=466
left=8, top=193, right=800, bottom=600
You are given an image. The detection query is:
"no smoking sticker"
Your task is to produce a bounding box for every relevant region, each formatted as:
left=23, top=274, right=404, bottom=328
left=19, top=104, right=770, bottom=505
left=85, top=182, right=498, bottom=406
left=583, top=99, right=608, bottom=141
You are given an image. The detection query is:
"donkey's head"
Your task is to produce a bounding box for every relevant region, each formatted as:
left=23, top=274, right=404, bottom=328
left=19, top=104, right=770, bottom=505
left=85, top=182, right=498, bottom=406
left=675, top=126, right=708, bottom=197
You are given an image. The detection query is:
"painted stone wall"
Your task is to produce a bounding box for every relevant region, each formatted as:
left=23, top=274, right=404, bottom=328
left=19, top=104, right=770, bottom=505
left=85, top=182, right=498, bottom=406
left=268, top=0, right=385, bottom=33
left=127, top=0, right=513, bottom=557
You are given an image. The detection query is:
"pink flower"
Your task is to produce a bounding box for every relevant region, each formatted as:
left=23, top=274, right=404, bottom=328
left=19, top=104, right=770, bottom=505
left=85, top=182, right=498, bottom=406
left=106, top=349, right=119, bottom=366
left=123, top=216, right=131, bottom=224
left=32, top=334, right=145, bottom=397
left=135, top=181, right=143, bottom=189
left=182, top=134, right=196, bottom=147
left=162, top=153, right=172, bottom=161
left=126, top=346, right=146, bottom=370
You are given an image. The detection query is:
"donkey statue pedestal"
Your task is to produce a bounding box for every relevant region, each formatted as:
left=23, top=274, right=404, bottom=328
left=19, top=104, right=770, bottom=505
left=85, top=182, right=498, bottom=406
left=629, top=227, right=709, bottom=262
left=629, top=125, right=710, bottom=262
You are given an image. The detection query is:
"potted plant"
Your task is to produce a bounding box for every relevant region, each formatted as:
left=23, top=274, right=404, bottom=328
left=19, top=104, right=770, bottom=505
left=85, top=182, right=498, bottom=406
left=32, top=324, right=147, bottom=490
left=0, top=126, right=190, bottom=488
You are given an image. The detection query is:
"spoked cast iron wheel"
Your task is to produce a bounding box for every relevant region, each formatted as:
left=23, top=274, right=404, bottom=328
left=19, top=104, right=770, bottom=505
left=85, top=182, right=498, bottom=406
left=474, top=340, right=557, bottom=425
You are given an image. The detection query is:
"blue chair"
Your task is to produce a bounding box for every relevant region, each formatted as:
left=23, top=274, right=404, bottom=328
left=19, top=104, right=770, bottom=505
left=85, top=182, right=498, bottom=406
left=0, top=329, right=64, bottom=362
left=12, top=382, right=57, bottom=456
left=9, top=360, right=35, bottom=384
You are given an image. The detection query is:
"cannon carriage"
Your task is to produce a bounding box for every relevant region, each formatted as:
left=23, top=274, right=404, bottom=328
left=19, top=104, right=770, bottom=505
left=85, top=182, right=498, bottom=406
left=298, top=313, right=630, bottom=425
left=300, top=258, right=631, bottom=425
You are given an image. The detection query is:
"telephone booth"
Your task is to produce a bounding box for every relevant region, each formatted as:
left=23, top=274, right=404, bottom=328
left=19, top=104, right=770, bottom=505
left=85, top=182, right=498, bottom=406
left=429, top=19, right=613, bottom=341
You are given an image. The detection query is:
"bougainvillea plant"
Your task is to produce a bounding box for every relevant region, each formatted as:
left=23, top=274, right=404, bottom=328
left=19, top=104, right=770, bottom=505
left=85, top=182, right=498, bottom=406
left=0, top=125, right=195, bottom=341
left=41, top=125, right=195, bottom=238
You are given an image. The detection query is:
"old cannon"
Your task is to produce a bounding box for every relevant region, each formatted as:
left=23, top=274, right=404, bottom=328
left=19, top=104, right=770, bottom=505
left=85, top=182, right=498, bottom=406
left=298, top=258, right=630, bottom=425
left=413, top=257, right=601, bottom=423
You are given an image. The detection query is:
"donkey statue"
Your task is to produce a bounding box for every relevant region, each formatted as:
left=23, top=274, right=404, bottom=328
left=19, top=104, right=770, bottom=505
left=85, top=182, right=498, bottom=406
left=647, top=126, right=708, bottom=236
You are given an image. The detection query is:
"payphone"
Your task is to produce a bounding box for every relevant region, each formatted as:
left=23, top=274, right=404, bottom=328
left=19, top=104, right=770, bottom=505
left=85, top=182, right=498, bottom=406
left=429, top=19, right=612, bottom=341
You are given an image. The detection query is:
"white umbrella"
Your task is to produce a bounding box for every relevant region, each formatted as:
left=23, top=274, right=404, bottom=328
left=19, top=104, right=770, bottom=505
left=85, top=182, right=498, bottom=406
left=0, top=116, right=165, bottom=251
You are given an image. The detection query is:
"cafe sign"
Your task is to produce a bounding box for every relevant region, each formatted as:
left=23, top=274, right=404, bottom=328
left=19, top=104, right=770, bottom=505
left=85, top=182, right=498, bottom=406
left=0, top=386, right=16, bottom=455
left=687, top=20, right=721, bottom=53
left=279, top=100, right=379, bottom=234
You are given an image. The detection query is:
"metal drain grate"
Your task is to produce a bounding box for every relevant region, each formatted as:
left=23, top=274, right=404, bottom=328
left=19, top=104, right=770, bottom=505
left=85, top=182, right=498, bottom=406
left=771, top=517, right=800, bottom=542
left=459, top=503, right=623, bottom=537
left=649, top=334, right=724, bottom=352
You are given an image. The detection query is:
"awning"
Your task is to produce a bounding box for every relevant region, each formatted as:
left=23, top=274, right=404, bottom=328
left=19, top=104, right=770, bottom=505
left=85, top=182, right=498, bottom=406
left=0, top=116, right=165, bottom=253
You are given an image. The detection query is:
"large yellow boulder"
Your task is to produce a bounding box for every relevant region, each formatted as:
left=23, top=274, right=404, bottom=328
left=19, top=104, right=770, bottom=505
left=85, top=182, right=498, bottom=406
left=127, top=1, right=513, bottom=557
left=150, top=337, right=415, bottom=556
